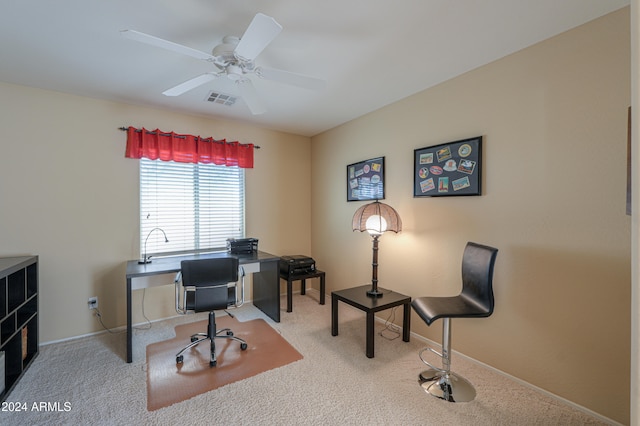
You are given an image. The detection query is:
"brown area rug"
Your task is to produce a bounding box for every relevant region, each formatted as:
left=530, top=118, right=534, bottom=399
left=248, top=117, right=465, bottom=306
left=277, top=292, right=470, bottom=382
left=146, top=316, right=303, bottom=411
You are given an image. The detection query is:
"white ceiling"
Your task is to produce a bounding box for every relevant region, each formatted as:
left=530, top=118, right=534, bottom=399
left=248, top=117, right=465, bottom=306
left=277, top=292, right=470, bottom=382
left=0, top=0, right=629, bottom=137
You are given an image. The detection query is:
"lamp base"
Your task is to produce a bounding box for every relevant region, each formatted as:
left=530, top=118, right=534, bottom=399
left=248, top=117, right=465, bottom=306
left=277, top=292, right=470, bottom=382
left=138, top=259, right=152, bottom=264
left=366, top=288, right=384, bottom=298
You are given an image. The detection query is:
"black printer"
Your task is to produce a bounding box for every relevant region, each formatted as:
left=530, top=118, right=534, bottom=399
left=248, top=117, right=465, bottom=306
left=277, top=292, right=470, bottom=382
left=279, top=255, right=316, bottom=276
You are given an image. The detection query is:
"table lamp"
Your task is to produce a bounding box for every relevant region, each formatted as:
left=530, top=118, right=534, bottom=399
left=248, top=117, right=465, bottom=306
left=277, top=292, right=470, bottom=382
left=139, top=227, right=169, bottom=264
left=352, top=200, right=402, bottom=297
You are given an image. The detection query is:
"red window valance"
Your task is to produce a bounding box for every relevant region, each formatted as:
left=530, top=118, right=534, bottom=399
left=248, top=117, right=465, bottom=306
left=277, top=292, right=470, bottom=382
left=124, top=126, right=254, bottom=168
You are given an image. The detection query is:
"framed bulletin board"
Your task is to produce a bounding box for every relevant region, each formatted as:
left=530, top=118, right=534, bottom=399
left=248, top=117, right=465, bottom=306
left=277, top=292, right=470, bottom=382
left=414, top=136, right=482, bottom=197
left=347, top=157, right=385, bottom=201
left=627, top=106, right=632, bottom=215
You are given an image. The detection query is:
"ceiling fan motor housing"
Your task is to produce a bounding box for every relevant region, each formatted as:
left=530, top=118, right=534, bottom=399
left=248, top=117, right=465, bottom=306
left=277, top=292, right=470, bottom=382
left=226, top=64, right=244, bottom=80
left=212, top=36, right=240, bottom=66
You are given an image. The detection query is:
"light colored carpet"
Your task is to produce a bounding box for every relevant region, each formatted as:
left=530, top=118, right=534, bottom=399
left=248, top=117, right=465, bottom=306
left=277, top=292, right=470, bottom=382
left=1, top=291, right=613, bottom=425
left=146, top=316, right=302, bottom=411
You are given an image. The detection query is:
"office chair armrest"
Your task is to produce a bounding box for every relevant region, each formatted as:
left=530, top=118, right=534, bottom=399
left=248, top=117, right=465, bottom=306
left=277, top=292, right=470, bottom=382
left=234, top=266, right=245, bottom=308
left=175, top=273, right=188, bottom=315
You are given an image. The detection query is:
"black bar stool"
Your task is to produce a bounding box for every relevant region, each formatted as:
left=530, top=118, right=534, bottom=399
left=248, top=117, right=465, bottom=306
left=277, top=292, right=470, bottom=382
left=411, top=242, right=498, bottom=402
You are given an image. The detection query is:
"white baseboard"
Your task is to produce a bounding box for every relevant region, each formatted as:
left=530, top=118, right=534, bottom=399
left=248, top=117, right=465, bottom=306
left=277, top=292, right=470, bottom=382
left=43, top=296, right=258, bottom=346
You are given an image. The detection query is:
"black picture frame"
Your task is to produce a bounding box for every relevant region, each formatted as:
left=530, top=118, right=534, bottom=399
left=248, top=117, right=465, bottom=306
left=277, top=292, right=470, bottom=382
left=347, top=157, right=385, bottom=201
left=627, top=106, right=632, bottom=215
left=413, top=136, right=482, bottom=197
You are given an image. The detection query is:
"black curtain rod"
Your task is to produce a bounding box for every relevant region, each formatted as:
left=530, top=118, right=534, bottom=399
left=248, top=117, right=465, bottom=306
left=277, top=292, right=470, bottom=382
left=118, top=127, right=260, bottom=149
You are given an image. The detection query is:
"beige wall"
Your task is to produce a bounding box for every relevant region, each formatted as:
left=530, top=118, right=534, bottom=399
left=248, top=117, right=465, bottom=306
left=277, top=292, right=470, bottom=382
left=311, top=8, right=631, bottom=424
left=0, top=82, right=311, bottom=342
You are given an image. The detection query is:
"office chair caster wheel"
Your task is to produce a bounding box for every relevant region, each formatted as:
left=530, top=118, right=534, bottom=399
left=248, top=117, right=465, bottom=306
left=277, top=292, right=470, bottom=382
left=176, top=355, right=183, bottom=364
left=210, top=360, right=217, bottom=367
left=241, top=342, right=248, bottom=350
left=190, top=336, right=198, bottom=342
left=226, top=331, right=233, bottom=336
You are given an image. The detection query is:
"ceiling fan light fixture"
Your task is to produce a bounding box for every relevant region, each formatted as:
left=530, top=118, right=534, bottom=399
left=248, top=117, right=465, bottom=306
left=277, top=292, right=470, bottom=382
left=226, top=64, right=244, bottom=81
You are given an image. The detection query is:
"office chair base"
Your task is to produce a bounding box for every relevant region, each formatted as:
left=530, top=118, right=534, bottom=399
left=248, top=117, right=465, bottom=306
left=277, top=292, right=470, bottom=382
left=418, top=368, right=476, bottom=402
left=176, top=332, right=248, bottom=367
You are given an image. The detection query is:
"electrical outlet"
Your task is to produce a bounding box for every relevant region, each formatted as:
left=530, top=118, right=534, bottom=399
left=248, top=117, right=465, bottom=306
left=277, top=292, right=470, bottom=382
left=88, top=297, right=98, bottom=310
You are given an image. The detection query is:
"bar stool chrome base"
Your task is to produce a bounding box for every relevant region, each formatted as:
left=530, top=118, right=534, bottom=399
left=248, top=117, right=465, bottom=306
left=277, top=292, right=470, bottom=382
left=418, top=368, right=476, bottom=402
left=416, top=318, right=477, bottom=402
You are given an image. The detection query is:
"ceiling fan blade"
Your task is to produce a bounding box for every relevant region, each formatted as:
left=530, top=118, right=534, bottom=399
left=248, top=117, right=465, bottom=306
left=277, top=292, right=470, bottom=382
left=256, top=67, right=326, bottom=90
left=234, top=13, right=283, bottom=62
left=162, top=73, right=219, bottom=96
left=120, top=29, right=214, bottom=62
left=235, top=79, right=266, bottom=115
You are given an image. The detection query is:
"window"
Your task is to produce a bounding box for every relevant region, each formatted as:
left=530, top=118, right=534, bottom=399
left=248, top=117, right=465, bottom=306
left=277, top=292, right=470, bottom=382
left=139, top=158, right=245, bottom=257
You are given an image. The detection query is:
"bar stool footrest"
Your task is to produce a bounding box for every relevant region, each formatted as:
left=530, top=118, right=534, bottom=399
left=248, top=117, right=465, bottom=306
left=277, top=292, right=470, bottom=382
left=418, top=346, right=446, bottom=374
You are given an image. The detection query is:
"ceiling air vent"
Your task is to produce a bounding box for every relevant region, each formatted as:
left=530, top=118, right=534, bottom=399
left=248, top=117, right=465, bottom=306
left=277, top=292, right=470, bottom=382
left=205, top=91, right=237, bottom=106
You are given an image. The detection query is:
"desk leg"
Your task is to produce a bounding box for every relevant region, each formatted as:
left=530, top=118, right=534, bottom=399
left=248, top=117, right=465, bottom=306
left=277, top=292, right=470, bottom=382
left=287, top=278, right=293, bottom=313
left=402, top=302, right=411, bottom=342
left=366, top=311, right=375, bottom=358
left=252, top=259, right=280, bottom=322
left=331, top=294, right=338, bottom=336
left=126, top=278, right=132, bottom=363
left=319, top=274, right=325, bottom=305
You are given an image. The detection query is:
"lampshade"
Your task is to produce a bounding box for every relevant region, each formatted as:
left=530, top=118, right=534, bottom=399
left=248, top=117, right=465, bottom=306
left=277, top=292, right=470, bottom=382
left=352, top=200, right=402, bottom=236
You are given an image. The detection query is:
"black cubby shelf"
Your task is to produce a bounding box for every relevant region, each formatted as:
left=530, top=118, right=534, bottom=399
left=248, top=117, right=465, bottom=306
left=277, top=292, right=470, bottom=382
left=0, top=256, right=39, bottom=402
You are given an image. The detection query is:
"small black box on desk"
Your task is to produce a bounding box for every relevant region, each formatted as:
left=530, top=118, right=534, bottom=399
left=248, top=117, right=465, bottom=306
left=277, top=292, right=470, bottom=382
left=226, top=238, right=259, bottom=254
left=279, top=255, right=316, bottom=276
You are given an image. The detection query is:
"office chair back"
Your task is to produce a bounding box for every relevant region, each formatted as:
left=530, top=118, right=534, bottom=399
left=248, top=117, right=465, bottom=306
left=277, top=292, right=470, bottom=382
left=460, top=242, right=498, bottom=317
left=177, top=257, right=242, bottom=314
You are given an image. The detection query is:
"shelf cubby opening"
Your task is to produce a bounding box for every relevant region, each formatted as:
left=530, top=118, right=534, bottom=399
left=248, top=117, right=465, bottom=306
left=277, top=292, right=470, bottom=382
left=7, top=269, right=25, bottom=312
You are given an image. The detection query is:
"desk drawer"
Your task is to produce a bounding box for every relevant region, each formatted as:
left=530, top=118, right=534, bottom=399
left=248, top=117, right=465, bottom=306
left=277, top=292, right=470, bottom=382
left=131, top=273, right=177, bottom=290
left=241, top=262, right=260, bottom=274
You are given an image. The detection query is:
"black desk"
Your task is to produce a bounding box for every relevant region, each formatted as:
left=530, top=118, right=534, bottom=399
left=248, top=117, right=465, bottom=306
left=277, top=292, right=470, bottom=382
left=331, top=285, right=411, bottom=358
left=125, top=250, right=279, bottom=363
left=279, top=269, right=326, bottom=312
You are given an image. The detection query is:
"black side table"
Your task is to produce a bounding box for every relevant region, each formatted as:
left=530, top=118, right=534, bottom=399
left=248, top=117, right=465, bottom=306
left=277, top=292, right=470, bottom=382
left=331, top=285, right=411, bottom=358
left=279, top=270, right=326, bottom=312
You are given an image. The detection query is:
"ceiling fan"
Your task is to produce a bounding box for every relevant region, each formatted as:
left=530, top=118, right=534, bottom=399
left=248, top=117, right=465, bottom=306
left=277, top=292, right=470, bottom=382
left=121, top=13, right=325, bottom=115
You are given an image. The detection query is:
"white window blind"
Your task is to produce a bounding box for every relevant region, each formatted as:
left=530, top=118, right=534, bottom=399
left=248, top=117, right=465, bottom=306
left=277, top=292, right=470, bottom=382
left=139, top=158, right=245, bottom=257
